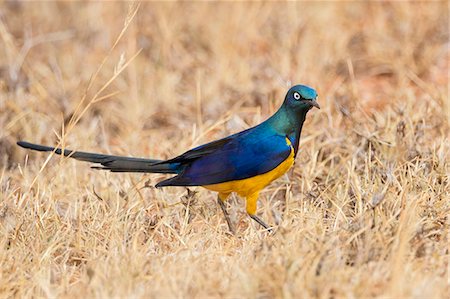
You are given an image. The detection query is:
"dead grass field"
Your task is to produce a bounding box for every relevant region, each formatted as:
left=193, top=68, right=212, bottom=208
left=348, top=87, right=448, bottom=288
left=0, top=2, right=449, bottom=298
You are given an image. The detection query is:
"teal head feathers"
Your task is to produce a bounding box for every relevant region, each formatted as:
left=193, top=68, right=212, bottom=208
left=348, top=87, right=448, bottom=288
left=283, top=84, right=320, bottom=111
left=269, top=84, right=319, bottom=131
left=266, top=84, right=319, bottom=156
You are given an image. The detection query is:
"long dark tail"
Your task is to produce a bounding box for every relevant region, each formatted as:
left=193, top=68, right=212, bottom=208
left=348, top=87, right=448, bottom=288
left=17, top=141, right=179, bottom=174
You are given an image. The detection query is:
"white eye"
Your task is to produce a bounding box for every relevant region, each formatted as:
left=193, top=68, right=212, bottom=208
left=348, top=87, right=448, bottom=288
left=293, top=92, right=301, bottom=100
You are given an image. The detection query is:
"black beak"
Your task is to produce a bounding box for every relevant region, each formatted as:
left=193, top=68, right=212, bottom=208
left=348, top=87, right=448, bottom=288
left=310, top=100, right=320, bottom=109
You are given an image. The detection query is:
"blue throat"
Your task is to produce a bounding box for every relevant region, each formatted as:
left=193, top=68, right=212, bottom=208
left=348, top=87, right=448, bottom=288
left=266, top=105, right=309, bottom=156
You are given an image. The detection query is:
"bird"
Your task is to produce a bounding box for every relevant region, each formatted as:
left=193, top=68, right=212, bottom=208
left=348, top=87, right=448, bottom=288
left=17, top=84, right=320, bottom=233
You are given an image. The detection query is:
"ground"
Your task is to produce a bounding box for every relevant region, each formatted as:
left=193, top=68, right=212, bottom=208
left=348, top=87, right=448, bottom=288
left=0, top=2, right=448, bottom=298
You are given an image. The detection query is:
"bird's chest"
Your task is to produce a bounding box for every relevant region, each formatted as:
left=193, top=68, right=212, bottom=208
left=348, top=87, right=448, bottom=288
left=204, top=142, right=295, bottom=196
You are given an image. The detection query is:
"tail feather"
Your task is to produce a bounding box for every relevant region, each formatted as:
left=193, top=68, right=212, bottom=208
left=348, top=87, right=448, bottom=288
left=17, top=141, right=179, bottom=174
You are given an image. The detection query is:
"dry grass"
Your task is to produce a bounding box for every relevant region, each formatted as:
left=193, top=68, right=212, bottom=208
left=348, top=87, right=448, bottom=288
left=1, top=2, right=449, bottom=298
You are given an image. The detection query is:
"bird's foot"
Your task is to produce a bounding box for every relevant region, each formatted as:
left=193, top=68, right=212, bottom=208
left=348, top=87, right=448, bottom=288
left=249, top=214, right=273, bottom=233
left=217, top=197, right=235, bottom=234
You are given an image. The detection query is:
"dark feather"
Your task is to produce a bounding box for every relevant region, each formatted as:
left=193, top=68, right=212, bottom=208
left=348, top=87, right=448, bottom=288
left=17, top=141, right=179, bottom=174
left=155, top=137, right=233, bottom=165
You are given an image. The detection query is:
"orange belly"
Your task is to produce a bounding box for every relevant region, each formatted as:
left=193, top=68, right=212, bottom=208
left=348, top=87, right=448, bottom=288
left=203, top=139, right=295, bottom=197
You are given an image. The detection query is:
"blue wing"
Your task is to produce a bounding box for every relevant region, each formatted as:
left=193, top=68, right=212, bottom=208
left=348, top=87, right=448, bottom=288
left=156, top=125, right=292, bottom=187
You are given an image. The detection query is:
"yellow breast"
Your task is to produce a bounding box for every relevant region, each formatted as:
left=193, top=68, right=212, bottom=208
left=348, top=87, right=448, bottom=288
left=203, top=138, right=295, bottom=197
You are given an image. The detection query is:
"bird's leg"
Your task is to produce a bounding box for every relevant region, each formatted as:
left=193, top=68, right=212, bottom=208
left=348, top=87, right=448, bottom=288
left=249, top=214, right=271, bottom=231
left=246, top=192, right=272, bottom=232
left=217, top=193, right=235, bottom=234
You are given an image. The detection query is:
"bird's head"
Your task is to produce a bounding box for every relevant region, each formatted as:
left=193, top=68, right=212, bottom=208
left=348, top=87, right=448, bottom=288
left=283, top=84, right=320, bottom=111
